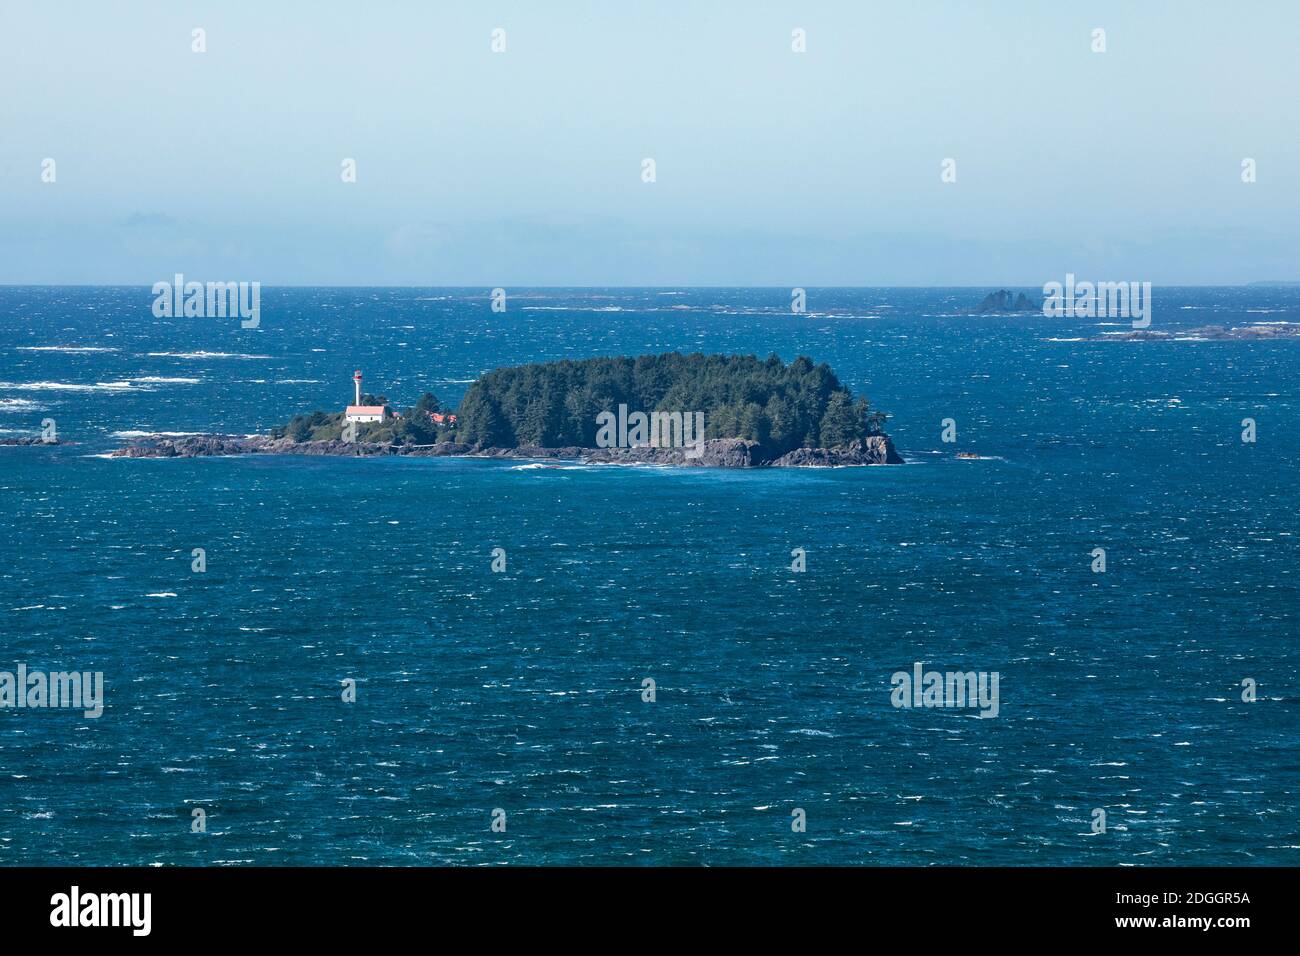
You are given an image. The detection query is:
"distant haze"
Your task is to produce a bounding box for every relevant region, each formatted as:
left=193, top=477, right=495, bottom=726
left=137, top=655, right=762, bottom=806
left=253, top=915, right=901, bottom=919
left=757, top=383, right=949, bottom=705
left=2, top=1, right=1298, bottom=285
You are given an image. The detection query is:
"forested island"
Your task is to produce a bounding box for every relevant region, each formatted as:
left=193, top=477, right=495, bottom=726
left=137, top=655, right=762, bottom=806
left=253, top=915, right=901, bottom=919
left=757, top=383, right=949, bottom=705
left=115, top=353, right=904, bottom=466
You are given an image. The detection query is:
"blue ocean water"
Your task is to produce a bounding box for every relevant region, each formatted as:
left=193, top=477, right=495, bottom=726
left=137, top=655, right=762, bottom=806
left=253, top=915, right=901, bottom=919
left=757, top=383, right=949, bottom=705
left=0, top=286, right=1296, bottom=865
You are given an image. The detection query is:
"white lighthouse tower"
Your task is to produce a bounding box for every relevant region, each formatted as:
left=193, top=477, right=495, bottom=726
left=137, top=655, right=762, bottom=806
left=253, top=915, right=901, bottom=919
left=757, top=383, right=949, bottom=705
left=344, top=369, right=386, bottom=423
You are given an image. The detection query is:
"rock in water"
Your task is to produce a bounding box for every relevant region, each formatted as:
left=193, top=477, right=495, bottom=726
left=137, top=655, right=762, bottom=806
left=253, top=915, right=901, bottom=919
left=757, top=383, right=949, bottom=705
left=977, top=290, right=1039, bottom=312
left=0, top=437, right=62, bottom=446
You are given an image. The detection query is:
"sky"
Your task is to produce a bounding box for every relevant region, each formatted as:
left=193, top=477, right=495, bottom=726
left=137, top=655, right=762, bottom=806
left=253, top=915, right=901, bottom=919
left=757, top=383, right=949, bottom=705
left=1, top=0, right=1298, bottom=286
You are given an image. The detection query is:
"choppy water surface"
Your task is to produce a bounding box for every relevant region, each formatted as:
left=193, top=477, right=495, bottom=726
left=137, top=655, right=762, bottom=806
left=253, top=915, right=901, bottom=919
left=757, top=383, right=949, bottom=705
left=1, top=286, right=1296, bottom=864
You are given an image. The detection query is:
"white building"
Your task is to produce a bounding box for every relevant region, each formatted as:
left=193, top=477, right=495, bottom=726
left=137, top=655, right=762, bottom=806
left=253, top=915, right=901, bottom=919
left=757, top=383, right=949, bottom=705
left=345, top=405, right=387, bottom=423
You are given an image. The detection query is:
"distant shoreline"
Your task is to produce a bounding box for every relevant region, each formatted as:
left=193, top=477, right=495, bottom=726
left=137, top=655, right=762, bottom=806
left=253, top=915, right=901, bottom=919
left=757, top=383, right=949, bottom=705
left=1096, top=322, right=1300, bottom=341
left=110, top=433, right=904, bottom=467
left=2, top=282, right=1295, bottom=290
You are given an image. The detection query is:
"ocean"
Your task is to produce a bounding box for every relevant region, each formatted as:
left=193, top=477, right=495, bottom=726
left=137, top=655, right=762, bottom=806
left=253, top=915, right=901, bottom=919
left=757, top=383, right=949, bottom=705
left=1, top=286, right=1296, bottom=865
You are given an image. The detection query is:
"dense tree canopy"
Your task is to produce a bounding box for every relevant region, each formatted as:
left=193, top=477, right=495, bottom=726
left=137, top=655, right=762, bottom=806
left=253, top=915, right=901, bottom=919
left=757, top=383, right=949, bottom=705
left=456, top=352, right=888, bottom=453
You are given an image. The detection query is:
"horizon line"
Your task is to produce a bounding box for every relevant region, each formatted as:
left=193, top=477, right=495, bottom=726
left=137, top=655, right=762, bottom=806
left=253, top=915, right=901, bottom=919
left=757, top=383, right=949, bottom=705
left=1, top=282, right=1295, bottom=290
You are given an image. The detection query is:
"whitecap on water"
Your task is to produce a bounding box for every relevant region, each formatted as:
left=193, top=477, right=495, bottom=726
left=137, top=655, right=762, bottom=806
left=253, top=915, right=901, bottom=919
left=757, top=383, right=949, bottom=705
left=0, top=380, right=139, bottom=392
left=110, top=430, right=203, bottom=439
left=16, top=345, right=117, bottom=353
left=145, top=351, right=271, bottom=360
left=0, top=398, right=44, bottom=413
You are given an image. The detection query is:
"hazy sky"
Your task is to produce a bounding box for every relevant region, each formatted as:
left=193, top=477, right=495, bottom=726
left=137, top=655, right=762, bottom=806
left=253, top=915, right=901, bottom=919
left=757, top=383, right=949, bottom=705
left=2, top=1, right=1298, bottom=285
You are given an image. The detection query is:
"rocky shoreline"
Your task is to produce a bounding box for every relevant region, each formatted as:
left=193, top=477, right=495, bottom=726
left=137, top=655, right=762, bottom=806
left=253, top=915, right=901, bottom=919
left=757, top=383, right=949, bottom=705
left=110, top=433, right=903, bottom=467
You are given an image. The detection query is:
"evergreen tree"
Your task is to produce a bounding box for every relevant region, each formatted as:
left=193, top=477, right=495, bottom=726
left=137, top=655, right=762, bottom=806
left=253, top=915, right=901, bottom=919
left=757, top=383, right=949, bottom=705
left=412, top=392, right=441, bottom=415
left=817, top=392, right=858, bottom=447
left=286, top=415, right=312, bottom=442
left=458, top=383, right=511, bottom=447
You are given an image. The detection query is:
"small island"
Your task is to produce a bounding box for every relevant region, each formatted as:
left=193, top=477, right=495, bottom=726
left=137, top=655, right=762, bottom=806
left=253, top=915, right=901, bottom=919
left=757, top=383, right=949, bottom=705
left=114, top=352, right=904, bottom=467
left=977, top=290, right=1039, bottom=313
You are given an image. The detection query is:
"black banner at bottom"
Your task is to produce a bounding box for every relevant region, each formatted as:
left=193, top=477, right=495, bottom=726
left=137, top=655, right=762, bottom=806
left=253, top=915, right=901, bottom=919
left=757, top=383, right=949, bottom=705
left=0, top=865, right=1283, bottom=941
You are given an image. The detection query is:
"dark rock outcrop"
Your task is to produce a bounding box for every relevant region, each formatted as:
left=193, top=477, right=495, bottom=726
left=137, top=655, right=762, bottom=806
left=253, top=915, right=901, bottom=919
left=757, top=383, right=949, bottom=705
left=978, top=290, right=1039, bottom=312
left=0, top=437, right=61, bottom=446
left=584, top=437, right=766, bottom=468
left=771, top=436, right=902, bottom=466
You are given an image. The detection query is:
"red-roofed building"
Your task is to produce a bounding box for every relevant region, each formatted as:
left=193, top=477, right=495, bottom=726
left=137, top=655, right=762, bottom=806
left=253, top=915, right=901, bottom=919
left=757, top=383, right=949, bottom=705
left=345, top=405, right=388, bottom=423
